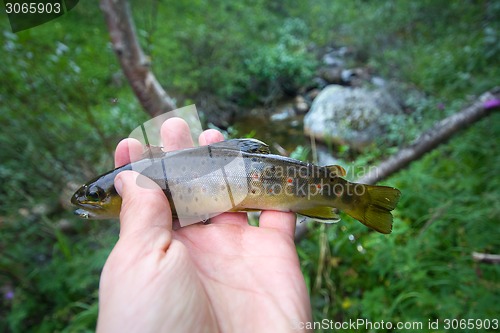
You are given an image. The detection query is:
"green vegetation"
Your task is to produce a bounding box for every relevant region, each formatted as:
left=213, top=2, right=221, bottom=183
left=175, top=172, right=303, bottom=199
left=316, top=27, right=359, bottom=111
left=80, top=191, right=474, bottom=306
left=1, top=1, right=499, bottom=332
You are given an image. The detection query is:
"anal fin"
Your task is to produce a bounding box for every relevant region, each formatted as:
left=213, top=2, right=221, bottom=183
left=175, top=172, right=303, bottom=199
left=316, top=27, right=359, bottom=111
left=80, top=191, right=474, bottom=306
left=297, top=206, right=340, bottom=224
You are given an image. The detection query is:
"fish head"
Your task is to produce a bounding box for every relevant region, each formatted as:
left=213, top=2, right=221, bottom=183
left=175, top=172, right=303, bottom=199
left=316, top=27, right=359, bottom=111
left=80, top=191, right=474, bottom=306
left=71, top=171, right=122, bottom=219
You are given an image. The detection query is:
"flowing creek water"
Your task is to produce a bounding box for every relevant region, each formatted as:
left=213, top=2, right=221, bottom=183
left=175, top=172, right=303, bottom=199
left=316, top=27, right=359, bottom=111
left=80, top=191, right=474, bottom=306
left=232, top=106, right=310, bottom=155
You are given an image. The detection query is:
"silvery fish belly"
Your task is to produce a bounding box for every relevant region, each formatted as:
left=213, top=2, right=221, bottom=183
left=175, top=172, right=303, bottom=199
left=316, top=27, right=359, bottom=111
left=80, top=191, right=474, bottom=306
left=137, top=144, right=251, bottom=225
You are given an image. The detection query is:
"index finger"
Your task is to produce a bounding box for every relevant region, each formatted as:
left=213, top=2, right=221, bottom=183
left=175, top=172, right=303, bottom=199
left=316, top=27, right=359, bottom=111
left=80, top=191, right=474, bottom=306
left=161, top=117, right=194, bottom=151
left=114, top=138, right=144, bottom=168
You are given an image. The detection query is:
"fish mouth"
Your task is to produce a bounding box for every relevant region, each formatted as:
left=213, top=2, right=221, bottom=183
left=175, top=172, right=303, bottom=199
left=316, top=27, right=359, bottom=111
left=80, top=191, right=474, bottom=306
left=72, top=202, right=104, bottom=219
left=74, top=208, right=91, bottom=219
left=73, top=205, right=111, bottom=219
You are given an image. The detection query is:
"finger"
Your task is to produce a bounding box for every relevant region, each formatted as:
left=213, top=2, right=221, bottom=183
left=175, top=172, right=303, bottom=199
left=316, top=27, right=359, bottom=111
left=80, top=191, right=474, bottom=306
left=259, top=211, right=296, bottom=238
left=115, top=171, right=172, bottom=242
left=208, top=212, right=248, bottom=226
left=161, top=117, right=194, bottom=151
left=114, top=138, right=144, bottom=168
left=198, top=129, right=224, bottom=146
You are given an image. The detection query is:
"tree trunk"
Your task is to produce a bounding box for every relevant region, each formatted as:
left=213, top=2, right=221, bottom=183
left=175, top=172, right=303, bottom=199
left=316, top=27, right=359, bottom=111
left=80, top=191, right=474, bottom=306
left=100, top=0, right=176, bottom=117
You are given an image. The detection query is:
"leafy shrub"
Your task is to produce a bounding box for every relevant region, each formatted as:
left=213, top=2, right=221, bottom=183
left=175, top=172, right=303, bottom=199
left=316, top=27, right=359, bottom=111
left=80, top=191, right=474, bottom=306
left=244, top=18, right=317, bottom=103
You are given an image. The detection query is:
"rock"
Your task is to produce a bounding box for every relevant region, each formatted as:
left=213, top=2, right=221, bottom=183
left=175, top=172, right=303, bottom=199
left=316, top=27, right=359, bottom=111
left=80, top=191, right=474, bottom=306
left=316, top=146, right=341, bottom=166
left=270, top=103, right=296, bottom=121
left=318, top=67, right=343, bottom=84
left=341, top=67, right=372, bottom=86
left=321, top=46, right=353, bottom=67
left=56, top=218, right=78, bottom=234
left=371, top=76, right=386, bottom=87
left=311, top=77, right=328, bottom=90
left=341, top=69, right=354, bottom=83
left=306, top=88, right=321, bottom=101
left=32, top=203, right=50, bottom=215
left=322, top=52, right=345, bottom=67
left=18, top=208, right=30, bottom=218
left=300, top=77, right=328, bottom=94
left=304, top=85, right=403, bottom=150
left=293, top=95, right=309, bottom=114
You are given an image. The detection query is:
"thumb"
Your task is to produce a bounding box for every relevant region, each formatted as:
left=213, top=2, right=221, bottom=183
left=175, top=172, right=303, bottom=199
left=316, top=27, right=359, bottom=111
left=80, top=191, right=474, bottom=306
left=114, top=170, right=172, bottom=240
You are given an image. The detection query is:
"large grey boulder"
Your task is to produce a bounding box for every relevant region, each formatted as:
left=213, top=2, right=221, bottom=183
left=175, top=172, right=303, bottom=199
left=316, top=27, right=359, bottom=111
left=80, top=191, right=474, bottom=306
left=304, top=85, right=403, bottom=149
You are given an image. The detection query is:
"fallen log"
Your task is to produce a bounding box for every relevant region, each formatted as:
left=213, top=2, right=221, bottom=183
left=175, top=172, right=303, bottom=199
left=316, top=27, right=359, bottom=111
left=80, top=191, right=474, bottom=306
left=472, top=252, right=500, bottom=264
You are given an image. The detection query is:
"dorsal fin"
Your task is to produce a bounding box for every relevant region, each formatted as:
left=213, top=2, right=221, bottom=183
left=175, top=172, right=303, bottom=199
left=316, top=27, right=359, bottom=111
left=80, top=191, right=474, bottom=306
left=140, top=145, right=165, bottom=160
left=325, top=165, right=347, bottom=177
left=210, top=139, right=270, bottom=154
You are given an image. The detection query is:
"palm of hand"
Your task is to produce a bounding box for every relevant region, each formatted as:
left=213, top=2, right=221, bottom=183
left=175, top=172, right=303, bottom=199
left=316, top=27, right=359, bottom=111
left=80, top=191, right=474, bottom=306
left=97, top=119, right=311, bottom=333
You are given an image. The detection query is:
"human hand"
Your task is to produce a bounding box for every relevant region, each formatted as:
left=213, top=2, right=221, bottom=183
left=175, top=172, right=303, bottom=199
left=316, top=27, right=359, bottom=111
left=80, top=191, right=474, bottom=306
left=97, top=118, right=312, bottom=333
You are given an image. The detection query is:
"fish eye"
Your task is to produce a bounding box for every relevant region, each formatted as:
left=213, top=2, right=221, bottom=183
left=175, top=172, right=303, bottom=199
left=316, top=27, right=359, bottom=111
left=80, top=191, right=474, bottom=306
left=87, top=186, right=106, bottom=202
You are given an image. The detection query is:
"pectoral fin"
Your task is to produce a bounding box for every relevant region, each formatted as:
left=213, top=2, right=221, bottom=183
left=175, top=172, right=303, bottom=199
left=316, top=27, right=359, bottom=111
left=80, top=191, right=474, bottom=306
left=297, top=206, right=341, bottom=223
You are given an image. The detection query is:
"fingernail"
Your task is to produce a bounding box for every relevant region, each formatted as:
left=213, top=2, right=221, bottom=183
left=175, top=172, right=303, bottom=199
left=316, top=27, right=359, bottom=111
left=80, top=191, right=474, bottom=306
left=114, top=176, right=123, bottom=196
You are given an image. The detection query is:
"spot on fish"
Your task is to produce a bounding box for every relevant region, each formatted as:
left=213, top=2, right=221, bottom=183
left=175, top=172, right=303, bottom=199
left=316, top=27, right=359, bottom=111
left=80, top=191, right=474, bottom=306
left=342, top=194, right=353, bottom=204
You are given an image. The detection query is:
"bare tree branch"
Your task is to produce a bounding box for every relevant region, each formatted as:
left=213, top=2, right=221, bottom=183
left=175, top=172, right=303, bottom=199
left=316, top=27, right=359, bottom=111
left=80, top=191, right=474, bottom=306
left=100, top=0, right=176, bottom=117
left=472, top=252, right=500, bottom=264
left=295, top=88, right=500, bottom=241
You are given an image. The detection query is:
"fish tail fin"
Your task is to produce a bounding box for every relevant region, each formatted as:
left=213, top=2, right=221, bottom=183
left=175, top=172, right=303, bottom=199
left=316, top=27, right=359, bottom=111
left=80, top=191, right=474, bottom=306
left=344, top=185, right=401, bottom=234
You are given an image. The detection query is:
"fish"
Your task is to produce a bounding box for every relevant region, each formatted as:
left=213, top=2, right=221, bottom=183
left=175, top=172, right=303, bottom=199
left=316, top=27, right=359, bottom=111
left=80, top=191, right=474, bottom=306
left=71, top=139, right=401, bottom=233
